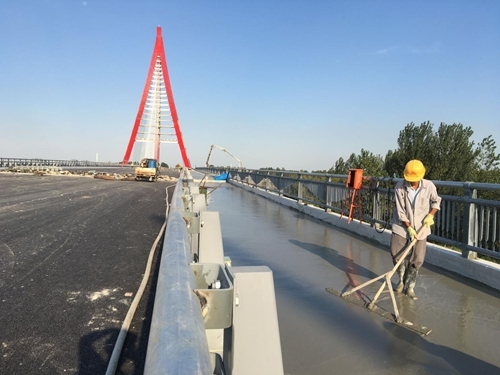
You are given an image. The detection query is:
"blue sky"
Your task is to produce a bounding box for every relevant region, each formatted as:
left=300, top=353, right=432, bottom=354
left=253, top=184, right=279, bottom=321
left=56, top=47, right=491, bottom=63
left=1, top=1, right=499, bottom=171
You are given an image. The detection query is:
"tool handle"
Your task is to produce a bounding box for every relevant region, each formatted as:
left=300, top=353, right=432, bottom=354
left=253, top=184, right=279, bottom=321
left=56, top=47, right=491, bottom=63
left=390, top=225, right=427, bottom=273
left=342, top=225, right=427, bottom=298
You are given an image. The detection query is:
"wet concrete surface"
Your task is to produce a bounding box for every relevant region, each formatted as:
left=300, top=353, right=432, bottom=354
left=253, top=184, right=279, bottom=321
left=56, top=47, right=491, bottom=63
left=0, top=172, right=176, bottom=374
left=208, top=183, right=500, bottom=375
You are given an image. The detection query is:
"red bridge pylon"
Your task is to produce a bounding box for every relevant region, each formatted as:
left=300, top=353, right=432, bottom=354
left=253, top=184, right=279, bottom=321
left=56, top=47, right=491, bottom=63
left=122, top=27, right=191, bottom=168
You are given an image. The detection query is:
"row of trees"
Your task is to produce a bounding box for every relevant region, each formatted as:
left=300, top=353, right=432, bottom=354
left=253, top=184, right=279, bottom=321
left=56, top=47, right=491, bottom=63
left=314, top=122, right=500, bottom=184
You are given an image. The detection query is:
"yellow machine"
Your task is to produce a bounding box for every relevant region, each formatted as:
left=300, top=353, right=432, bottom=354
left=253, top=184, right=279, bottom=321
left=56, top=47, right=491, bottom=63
left=135, top=158, right=159, bottom=182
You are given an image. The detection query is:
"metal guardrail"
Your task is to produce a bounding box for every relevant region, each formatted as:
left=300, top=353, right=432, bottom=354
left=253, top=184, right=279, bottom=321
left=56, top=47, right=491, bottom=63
left=0, top=157, right=122, bottom=168
left=197, top=167, right=500, bottom=261
left=145, top=169, right=284, bottom=375
left=144, top=170, right=212, bottom=375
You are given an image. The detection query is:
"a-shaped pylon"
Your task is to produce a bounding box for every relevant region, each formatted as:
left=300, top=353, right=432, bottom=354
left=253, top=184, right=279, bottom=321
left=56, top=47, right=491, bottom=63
left=122, top=27, right=191, bottom=167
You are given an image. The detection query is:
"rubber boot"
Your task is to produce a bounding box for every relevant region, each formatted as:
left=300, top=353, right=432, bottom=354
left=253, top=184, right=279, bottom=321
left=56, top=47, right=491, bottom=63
left=394, top=263, right=406, bottom=293
left=405, top=265, right=418, bottom=300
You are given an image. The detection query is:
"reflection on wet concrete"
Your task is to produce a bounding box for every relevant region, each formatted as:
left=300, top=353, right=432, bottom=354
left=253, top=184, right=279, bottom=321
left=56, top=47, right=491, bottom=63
left=207, top=183, right=500, bottom=374
left=384, top=322, right=500, bottom=374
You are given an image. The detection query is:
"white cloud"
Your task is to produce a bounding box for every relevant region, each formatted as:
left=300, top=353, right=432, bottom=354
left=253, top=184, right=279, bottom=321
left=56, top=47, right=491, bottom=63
left=411, top=41, right=441, bottom=54
left=375, top=46, right=398, bottom=55
left=365, top=41, right=441, bottom=56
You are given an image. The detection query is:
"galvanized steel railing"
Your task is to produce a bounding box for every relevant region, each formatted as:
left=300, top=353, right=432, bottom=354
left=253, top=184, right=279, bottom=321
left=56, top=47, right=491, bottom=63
left=197, top=167, right=500, bottom=261
left=144, top=170, right=212, bottom=375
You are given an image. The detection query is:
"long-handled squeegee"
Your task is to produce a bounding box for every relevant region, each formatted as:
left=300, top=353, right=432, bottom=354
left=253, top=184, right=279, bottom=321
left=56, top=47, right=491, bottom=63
left=326, top=225, right=432, bottom=336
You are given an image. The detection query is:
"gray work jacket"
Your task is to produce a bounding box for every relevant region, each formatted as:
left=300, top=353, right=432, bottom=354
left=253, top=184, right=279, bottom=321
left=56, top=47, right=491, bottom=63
left=391, top=179, right=441, bottom=241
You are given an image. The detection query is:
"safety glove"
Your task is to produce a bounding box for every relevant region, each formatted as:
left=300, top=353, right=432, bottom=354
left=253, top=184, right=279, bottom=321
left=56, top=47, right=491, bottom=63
left=423, top=214, right=434, bottom=227
left=407, top=227, right=417, bottom=241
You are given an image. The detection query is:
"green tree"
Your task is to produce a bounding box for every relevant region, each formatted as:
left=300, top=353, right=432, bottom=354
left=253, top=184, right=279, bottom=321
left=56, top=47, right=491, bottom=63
left=384, top=150, right=400, bottom=178
left=259, top=167, right=284, bottom=171
left=474, top=135, right=500, bottom=186
left=432, top=123, right=478, bottom=181
left=352, top=149, right=386, bottom=177
left=330, top=149, right=386, bottom=177
left=476, top=135, right=500, bottom=172
left=331, top=157, right=349, bottom=174
left=385, top=121, right=480, bottom=182
left=384, top=121, right=436, bottom=178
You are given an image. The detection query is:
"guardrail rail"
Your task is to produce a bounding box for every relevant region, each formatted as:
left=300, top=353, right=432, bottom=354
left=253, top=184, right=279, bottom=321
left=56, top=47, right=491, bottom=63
left=197, top=167, right=500, bottom=261
left=145, top=169, right=284, bottom=375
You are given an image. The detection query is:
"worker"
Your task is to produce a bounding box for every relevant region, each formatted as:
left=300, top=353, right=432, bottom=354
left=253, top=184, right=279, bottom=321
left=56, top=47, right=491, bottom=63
left=391, top=159, right=441, bottom=300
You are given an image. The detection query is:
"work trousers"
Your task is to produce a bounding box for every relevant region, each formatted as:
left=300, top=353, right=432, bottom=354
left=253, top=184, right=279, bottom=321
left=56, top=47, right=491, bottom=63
left=390, top=233, right=427, bottom=270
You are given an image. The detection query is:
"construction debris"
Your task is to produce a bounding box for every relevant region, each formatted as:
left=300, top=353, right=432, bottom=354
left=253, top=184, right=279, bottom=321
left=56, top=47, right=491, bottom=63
left=0, top=167, right=177, bottom=182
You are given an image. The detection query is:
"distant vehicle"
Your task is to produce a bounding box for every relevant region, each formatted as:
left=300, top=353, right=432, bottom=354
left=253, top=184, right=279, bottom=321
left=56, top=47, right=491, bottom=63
left=135, top=158, right=159, bottom=182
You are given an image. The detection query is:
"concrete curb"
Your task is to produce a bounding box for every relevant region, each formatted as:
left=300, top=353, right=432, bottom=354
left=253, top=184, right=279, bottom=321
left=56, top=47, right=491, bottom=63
left=229, top=180, right=500, bottom=291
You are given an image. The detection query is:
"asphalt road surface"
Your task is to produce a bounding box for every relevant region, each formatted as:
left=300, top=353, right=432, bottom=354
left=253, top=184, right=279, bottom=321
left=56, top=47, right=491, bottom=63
left=0, top=171, right=178, bottom=374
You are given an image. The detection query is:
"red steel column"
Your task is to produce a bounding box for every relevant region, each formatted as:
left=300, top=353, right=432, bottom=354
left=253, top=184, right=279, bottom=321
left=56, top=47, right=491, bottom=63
left=122, top=27, right=191, bottom=168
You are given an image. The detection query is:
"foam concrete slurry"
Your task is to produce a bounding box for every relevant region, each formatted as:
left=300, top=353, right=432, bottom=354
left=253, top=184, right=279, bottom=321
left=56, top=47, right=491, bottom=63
left=209, top=181, right=500, bottom=374
left=228, top=180, right=500, bottom=291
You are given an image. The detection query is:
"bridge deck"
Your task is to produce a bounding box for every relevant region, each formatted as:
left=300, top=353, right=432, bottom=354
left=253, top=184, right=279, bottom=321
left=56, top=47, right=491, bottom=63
left=210, top=183, right=500, bottom=374
left=0, top=172, right=177, bottom=374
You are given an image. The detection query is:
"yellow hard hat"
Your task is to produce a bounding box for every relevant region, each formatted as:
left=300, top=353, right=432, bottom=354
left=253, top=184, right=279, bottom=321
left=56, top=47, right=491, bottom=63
left=404, top=160, right=426, bottom=182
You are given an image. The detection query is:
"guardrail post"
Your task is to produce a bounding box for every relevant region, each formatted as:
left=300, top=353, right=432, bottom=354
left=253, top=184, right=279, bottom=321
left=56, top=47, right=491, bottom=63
left=224, top=267, right=284, bottom=375
left=371, top=178, right=380, bottom=227
left=279, top=172, right=284, bottom=197
left=462, top=182, right=478, bottom=259
left=298, top=173, right=303, bottom=204
left=324, top=176, right=331, bottom=212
